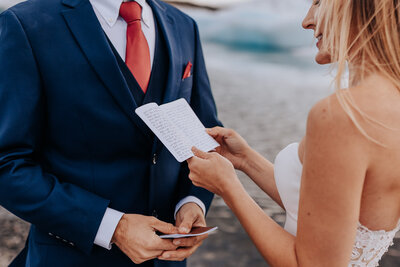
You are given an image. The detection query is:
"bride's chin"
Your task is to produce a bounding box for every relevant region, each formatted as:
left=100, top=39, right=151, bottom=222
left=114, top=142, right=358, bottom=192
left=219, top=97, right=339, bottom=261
left=315, top=51, right=332, bottom=65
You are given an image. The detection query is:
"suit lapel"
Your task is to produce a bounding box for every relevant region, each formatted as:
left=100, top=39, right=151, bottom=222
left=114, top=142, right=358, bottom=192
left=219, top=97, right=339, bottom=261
left=61, top=0, right=152, bottom=140
left=147, top=0, right=181, bottom=104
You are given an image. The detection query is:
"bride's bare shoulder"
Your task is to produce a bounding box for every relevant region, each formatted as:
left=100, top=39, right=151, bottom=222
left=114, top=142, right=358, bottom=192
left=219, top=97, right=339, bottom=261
left=306, top=78, right=400, bottom=150
left=302, top=92, right=370, bottom=172
left=306, top=92, right=362, bottom=141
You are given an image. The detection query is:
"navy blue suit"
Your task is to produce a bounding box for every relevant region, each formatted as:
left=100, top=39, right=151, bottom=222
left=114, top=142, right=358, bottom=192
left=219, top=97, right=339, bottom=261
left=0, top=0, right=220, bottom=265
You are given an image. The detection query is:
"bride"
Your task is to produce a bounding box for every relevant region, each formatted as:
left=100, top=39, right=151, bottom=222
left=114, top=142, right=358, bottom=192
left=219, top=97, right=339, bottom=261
left=186, top=0, right=400, bottom=266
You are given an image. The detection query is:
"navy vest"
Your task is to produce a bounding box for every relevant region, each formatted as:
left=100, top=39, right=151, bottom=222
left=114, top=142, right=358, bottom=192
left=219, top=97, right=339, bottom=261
left=108, top=20, right=169, bottom=109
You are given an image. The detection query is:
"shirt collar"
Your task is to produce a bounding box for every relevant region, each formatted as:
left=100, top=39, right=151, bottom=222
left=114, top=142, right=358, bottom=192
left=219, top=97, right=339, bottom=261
left=90, top=0, right=152, bottom=28
left=135, top=0, right=152, bottom=28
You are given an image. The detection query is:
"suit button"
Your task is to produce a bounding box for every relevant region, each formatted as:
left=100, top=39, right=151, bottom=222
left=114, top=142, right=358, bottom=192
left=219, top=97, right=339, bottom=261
left=152, top=210, right=158, bottom=218
left=152, top=154, right=157, bottom=165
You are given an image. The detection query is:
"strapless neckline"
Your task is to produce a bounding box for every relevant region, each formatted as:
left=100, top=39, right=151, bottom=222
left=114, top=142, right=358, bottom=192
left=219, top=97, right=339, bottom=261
left=274, top=142, right=400, bottom=266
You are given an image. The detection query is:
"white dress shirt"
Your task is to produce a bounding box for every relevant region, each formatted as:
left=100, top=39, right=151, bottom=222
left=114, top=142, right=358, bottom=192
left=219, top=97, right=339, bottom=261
left=89, top=0, right=206, bottom=250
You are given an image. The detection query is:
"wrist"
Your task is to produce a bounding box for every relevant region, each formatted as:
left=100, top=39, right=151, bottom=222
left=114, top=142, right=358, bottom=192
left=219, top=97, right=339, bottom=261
left=240, top=147, right=256, bottom=173
left=112, top=214, right=128, bottom=244
left=175, top=196, right=206, bottom=220
left=182, top=202, right=202, bottom=213
left=222, top=178, right=246, bottom=205
left=220, top=174, right=242, bottom=200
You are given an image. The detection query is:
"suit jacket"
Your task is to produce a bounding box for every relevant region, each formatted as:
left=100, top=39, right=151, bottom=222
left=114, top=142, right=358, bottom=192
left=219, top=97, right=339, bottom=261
left=0, top=0, right=221, bottom=265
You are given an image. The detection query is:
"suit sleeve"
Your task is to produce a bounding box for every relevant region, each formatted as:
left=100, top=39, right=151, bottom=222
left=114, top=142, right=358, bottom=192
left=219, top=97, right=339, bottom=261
left=177, top=20, right=223, bottom=214
left=0, top=10, right=109, bottom=254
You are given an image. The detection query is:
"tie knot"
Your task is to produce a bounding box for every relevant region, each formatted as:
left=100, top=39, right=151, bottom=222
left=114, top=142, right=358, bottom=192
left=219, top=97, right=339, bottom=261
left=119, top=2, right=142, bottom=24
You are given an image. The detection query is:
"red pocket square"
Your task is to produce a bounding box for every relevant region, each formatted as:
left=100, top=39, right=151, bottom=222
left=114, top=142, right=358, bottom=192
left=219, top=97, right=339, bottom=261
left=182, top=61, right=192, bottom=80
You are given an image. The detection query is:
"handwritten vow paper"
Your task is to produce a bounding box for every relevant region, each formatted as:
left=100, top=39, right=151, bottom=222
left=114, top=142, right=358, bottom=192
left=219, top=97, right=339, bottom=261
left=135, top=98, right=219, bottom=162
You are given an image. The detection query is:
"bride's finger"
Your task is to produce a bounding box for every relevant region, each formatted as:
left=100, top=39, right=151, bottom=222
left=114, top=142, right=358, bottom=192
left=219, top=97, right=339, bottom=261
left=187, top=155, right=204, bottom=170
left=191, top=147, right=210, bottom=159
left=206, top=126, right=230, bottom=137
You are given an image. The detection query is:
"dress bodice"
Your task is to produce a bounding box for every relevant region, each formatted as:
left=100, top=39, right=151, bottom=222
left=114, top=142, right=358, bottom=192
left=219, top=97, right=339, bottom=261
left=274, top=143, right=400, bottom=267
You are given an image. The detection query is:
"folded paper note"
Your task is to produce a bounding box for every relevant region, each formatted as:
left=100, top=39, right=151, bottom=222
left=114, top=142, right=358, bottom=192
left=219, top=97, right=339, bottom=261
left=135, top=98, right=219, bottom=162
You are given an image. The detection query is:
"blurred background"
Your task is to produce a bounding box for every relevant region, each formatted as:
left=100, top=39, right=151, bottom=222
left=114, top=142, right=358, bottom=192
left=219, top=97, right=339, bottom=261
left=0, top=0, right=399, bottom=266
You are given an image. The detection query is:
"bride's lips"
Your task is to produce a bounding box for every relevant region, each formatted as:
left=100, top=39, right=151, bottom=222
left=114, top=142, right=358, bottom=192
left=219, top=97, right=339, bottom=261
left=316, top=34, right=323, bottom=48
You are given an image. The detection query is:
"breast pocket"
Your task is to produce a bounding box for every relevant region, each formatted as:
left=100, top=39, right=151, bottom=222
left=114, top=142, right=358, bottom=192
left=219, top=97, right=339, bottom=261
left=177, top=76, right=193, bottom=101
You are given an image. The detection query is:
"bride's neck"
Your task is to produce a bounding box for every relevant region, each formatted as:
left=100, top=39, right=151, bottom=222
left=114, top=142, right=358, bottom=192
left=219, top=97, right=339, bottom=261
left=347, top=62, right=389, bottom=87
left=348, top=63, right=362, bottom=87
left=348, top=64, right=394, bottom=89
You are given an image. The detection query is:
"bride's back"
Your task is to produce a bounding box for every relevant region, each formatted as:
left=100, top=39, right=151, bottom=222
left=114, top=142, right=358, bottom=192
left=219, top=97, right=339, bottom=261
left=351, top=76, right=400, bottom=231
left=300, top=74, right=400, bottom=231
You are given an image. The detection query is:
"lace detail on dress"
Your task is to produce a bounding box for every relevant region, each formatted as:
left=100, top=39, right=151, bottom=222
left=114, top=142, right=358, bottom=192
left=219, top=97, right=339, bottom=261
left=349, top=221, right=400, bottom=267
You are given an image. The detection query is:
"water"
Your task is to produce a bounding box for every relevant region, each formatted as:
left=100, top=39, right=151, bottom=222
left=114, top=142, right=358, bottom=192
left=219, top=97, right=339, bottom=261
left=193, top=0, right=311, bottom=50
left=185, top=0, right=333, bottom=93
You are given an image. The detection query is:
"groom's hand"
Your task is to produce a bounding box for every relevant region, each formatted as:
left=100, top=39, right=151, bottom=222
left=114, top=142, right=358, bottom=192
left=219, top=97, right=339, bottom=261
left=112, top=214, right=178, bottom=264
left=158, top=202, right=208, bottom=261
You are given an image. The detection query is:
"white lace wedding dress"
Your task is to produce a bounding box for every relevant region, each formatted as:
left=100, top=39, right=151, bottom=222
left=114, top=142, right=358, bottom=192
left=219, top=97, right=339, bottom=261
left=274, top=143, right=400, bottom=267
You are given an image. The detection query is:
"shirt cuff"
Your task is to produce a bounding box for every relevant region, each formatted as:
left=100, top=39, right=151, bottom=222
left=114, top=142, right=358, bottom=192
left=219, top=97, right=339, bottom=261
left=94, top=207, right=124, bottom=250
left=174, top=196, right=206, bottom=220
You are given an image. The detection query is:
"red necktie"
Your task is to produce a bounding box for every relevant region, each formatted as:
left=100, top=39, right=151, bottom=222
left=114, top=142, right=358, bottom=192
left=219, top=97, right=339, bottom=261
left=119, top=2, right=151, bottom=93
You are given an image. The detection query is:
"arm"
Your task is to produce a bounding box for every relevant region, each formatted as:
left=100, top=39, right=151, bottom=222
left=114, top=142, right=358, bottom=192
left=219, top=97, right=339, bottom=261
left=0, top=10, right=110, bottom=254
left=188, top=97, right=368, bottom=266
left=241, top=147, right=283, bottom=208
left=206, top=127, right=283, bottom=208
left=295, top=98, right=367, bottom=266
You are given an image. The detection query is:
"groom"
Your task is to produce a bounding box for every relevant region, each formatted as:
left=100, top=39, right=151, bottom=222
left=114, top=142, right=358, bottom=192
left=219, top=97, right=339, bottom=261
left=0, top=0, right=220, bottom=266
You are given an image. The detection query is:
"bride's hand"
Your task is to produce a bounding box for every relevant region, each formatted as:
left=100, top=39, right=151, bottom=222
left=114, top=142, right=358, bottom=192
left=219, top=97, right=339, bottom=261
left=206, top=127, right=251, bottom=171
left=187, top=147, right=241, bottom=198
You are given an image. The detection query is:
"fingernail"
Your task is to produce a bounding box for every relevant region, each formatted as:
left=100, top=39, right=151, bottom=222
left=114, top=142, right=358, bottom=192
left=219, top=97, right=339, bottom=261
left=164, top=254, right=170, bottom=259
left=179, top=227, right=189, bottom=233
left=174, top=240, right=181, bottom=245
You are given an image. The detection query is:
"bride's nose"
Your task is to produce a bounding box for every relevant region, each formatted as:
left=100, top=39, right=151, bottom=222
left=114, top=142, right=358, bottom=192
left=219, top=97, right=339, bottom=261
left=302, top=7, right=316, bottom=30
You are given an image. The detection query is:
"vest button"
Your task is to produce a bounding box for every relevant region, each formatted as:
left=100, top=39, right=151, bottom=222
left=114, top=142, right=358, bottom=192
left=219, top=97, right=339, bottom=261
left=152, top=154, right=157, bottom=165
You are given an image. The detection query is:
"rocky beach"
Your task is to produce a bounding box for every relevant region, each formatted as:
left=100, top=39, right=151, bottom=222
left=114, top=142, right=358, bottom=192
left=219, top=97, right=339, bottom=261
left=1, top=0, right=400, bottom=266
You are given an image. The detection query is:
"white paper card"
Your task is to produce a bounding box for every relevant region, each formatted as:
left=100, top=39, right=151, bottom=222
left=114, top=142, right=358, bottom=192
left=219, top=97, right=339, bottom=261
left=159, top=226, right=218, bottom=239
left=135, top=98, right=219, bottom=162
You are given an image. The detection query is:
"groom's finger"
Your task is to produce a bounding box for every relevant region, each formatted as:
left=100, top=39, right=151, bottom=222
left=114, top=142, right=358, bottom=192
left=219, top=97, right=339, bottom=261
left=158, top=245, right=200, bottom=261
left=173, top=234, right=208, bottom=247
left=155, top=239, right=180, bottom=251
left=191, top=147, right=210, bottom=159
left=151, top=218, right=178, bottom=234
left=177, top=213, right=196, bottom=234
left=178, top=220, right=193, bottom=234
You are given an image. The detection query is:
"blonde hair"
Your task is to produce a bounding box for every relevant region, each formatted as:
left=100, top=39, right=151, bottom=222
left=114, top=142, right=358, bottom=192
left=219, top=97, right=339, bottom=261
left=316, top=0, right=400, bottom=142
